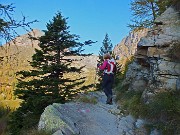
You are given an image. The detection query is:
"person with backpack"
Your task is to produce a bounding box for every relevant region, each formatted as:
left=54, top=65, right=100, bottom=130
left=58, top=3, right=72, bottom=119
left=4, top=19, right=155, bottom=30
left=97, top=53, right=116, bottom=105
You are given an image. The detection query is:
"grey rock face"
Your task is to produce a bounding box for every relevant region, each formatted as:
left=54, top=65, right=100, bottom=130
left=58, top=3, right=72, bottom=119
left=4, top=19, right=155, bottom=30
left=124, top=6, right=180, bottom=101
left=38, top=92, right=147, bottom=135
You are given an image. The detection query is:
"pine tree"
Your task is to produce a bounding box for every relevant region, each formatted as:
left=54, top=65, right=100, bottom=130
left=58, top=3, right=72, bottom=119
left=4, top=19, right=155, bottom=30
left=9, top=12, right=93, bottom=134
left=99, top=33, right=113, bottom=61
left=96, top=33, right=113, bottom=90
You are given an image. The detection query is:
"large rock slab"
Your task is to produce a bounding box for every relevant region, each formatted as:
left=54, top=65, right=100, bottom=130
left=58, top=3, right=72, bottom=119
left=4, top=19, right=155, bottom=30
left=38, top=92, right=147, bottom=135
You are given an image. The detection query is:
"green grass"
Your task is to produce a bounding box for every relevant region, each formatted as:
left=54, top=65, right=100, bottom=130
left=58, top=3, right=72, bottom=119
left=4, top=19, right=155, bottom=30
left=78, top=95, right=98, bottom=104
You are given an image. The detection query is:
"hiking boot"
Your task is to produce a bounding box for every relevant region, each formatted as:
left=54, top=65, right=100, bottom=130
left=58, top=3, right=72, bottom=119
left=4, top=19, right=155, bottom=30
left=106, top=95, right=112, bottom=102
left=106, top=101, right=113, bottom=105
left=106, top=98, right=113, bottom=105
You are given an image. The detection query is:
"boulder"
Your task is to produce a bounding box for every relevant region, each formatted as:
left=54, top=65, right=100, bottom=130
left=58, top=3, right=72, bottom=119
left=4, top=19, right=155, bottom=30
left=38, top=103, right=76, bottom=135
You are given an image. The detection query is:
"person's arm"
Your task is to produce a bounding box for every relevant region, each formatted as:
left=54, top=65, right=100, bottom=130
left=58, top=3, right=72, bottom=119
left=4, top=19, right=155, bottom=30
left=98, top=60, right=108, bottom=70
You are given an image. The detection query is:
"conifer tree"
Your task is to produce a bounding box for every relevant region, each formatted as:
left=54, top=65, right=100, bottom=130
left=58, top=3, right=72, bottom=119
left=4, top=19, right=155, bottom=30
left=9, top=12, right=93, bottom=134
left=96, top=33, right=113, bottom=90
left=99, top=33, right=113, bottom=61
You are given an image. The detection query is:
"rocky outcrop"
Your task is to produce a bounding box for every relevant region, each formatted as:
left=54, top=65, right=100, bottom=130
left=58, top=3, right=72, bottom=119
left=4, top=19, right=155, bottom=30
left=38, top=92, right=148, bottom=135
left=124, top=6, right=180, bottom=102
left=8, top=29, right=43, bottom=48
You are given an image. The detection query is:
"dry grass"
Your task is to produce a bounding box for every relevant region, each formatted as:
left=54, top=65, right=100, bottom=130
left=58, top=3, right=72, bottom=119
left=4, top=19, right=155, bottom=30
left=75, top=93, right=98, bottom=104
left=79, top=96, right=98, bottom=104
left=20, top=128, right=51, bottom=135
left=0, top=99, right=21, bottom=109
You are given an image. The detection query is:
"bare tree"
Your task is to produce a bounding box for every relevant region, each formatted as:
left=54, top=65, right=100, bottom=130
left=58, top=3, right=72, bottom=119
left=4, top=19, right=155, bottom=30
left=0, top=3, right=38, bottom=43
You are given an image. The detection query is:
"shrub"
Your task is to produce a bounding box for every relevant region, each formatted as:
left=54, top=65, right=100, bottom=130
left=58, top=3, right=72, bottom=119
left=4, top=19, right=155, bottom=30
left=8, top=100, right=46, bottom=135
left=0, top=105, right=14, bottom=135
left=116, top=89, right=180, bottom=134
left=0, top=106, right=11, bottom=119
left=145, top=91, right=180, bottom=134
left=117, top=90, right=147, bottom=117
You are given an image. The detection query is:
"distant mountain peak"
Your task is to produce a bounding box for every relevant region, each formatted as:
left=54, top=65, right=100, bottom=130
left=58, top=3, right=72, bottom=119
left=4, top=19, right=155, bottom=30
left=28, top=29, right=44, bottom=38
left=5, top=29, right=44, bottom=48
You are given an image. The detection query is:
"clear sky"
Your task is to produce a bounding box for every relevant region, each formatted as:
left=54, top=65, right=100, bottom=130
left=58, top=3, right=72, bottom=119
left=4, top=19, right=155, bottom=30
left=1, top=0, right=132, bottom=54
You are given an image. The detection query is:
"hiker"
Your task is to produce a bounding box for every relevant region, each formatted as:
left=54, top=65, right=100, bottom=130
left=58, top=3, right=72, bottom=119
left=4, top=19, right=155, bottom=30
left=97, top=53, right=116, bottom=105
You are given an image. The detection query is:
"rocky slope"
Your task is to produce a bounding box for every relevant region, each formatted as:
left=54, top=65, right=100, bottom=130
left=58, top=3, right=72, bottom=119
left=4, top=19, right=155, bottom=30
left=0, top=29, right=43, bottom=69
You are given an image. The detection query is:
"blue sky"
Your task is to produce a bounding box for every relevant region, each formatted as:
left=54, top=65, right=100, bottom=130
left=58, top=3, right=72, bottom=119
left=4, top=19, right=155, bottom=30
left=1, top=0, right=132, bottom=54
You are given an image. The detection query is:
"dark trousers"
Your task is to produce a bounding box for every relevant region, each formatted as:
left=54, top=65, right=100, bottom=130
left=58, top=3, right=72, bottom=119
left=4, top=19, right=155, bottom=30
left=102, top=73, right=114, bottom=101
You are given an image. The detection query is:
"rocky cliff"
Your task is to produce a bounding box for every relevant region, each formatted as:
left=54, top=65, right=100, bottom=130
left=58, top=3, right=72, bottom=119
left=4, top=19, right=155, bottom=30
left=113, top=28, right=148, bottom=61
left=124, top=6, right=180, bottom=102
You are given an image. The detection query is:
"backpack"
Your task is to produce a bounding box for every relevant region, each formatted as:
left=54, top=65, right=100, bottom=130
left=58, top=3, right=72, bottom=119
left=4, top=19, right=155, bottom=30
left=105, top=58, right=116, bottom=74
